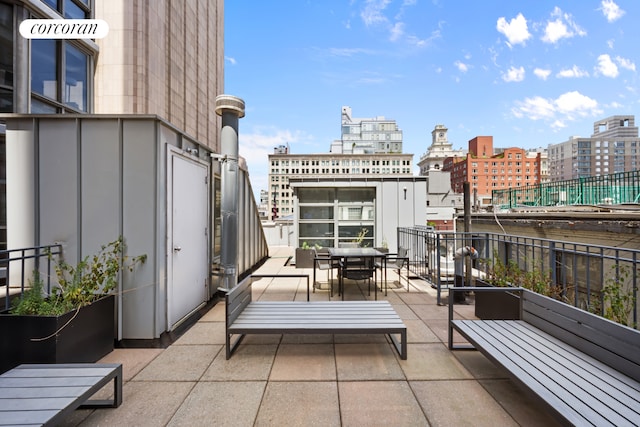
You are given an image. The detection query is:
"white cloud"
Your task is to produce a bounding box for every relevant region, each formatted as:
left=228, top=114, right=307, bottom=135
left=615, top=56, right=636, bottom=71
left=225, top=56, right=237, bottom=65
left=541, top=7, right=586, bottom=44
left=496, top=13, right=531, bottom=47
left=361, top=0, right=391, bottom=26
left=607, top=39, right=615, bottom=49
left=596, top=54, right=619, bottom=78
left=390, top=22, right=404, bottom=41
left=555, top=91, right=599, bottom=117
left=512, top=96, right=555, bottom=120
left=454, top=60, right=469, bottom=73
left=556, top=65, right=589, bottom=78
left=502, top=66, right=525, bottom=82
left=599, top=0, right=625, bottom=23
left=512, top=91, right=601, bottom=126
left=534, top=68, right=552, bottom=80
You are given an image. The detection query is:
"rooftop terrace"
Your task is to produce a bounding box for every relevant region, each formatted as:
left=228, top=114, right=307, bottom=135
left=66, top=246, right=560, bottom=426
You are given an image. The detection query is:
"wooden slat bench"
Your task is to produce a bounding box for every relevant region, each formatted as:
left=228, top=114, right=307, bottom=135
left=0, top=363, right=122, bottom=426
left=448, top=287, right=640, bottom=427
left=225, top=276, right=407, bottom=360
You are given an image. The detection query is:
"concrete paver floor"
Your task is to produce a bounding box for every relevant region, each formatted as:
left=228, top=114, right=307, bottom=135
left=62, top=247, right=561, bottom=427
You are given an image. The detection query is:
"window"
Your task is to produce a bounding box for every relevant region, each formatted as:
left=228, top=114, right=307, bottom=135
left=32, top=39, right=58, bottom=100
left=64, top=43, right=87, bottom=110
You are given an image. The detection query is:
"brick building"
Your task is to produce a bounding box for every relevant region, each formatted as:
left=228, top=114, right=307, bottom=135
left=443, top=136, right=542, bottom=208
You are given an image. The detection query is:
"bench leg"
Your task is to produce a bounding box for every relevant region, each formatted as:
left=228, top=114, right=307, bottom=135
left=79, top=364, right=123, bottom=409
left=226, top=332, right=246, bottom=359
left=388, top=330, right=407, bottom=360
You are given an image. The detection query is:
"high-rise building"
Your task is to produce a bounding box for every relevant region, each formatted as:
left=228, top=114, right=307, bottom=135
left=330, top=106, right=403, bottom=154
left=548, top=116, right=640, bottom=181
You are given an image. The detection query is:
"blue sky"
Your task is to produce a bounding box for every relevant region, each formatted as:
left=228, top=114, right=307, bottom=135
left=224, top=0, right=639, bottom=195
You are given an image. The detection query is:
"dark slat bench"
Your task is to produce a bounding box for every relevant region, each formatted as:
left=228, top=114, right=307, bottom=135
left=448, top=287, right=640, bottom=427
left=225, top=276, right=407, bottom=359
left=0, top=363, right=122, bottom=426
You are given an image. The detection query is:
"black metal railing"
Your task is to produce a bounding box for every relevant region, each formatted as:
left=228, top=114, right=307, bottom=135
left=1, top=244, right=63, bottom=311
left=398, top=227, right=639, bottom=329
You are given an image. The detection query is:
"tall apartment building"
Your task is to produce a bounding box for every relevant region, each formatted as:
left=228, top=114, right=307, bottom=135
left=330, top=106, right=403, bottom=154
left=443, top=136, right=543, bottom=208
left=548, top=116, right=640, bottom=181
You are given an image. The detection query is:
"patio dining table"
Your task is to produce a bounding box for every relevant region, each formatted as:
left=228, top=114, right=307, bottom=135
left=328, top=247, right=387, bottom=300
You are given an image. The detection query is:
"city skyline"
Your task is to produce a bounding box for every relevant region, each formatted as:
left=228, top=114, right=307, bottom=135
left=224, top=1, right=639, bottom=196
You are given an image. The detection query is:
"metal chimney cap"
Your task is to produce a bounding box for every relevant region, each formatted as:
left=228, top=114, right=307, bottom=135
left=215, top=94, right=245, bottom=118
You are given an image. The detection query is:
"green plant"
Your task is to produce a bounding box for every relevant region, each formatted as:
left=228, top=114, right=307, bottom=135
left=486, top=253, right=558, bottom=298
left=600, top=265, right=637, bottom=328
left=11, top=237, right=146, bottom=316
left=352, top=228, right=369, bottom=247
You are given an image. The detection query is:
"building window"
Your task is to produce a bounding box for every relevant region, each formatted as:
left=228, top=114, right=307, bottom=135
left=65, top=43, right=88, bottom=110
left=32, top=39, right=58, bottom=101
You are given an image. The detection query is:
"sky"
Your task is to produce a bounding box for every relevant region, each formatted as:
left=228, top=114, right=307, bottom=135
left=224, top=0, right=639, bottom=196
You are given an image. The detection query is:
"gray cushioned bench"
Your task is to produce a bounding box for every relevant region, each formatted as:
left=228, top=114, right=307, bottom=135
left=0, top=363, right=122, bottom=426
left=448, top=287, right=640, bottom=426
left=225, top=276, right=407, bottom=359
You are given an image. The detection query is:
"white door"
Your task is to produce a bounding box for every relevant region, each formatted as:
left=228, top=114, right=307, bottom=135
left=169, top=153, right=208, bottom=330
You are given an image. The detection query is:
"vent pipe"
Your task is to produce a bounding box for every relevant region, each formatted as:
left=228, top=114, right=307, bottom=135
left=215, top=95, right=245, bottom=290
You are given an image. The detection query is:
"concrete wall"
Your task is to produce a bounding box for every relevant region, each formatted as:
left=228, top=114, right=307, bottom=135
left=463, top=212, right=640, bottom=251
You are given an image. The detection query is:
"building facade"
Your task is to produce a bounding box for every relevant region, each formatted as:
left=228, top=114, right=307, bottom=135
left=331, top=106, right=403, bottom=154
left=268, top=151, right=413, bottom=220
left=444, top=136, right=543, bottom=208
left=290, top=177, right=427, bottom=251
left=548, top=116, right=640, bottom=181
left=417, top=124, right=466, bottom=174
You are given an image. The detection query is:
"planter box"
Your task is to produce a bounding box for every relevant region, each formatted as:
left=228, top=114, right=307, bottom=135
left=0, top=295, right=115, bottom=374
left=474, top=280, right=520, bottom=320
left=295, top=248, right=315, bottom=269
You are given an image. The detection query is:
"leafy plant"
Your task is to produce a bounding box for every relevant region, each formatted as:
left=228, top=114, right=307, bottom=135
left=353, top=228, right=369, bottom=247
left=486, top=253, right=559, bottom=298
left=11, top=237, right=146, bottom=316
left=600, top=264, right=637, bottom=328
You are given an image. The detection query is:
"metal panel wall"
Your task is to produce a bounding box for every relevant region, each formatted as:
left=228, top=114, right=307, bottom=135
left=121, top=119, right=159, bottom=340
left=38, top=120, right=80, bottom=263
left=80, top=120, right=121, bottom=259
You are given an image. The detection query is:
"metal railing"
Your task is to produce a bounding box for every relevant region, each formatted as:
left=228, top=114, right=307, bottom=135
left=1, top=244, right=63, bottom=311
left=398, top=227, right=639, bottom=329
left=492, top=170, right=640, bottom=209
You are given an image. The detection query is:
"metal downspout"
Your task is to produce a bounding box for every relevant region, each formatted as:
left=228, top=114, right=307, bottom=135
left=215, top=95, right=245, bottom=290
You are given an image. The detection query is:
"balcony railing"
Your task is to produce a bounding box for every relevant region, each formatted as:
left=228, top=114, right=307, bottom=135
left=398, top=226, right=638, bottom=329
left=1, top=244, right=63, bottom=311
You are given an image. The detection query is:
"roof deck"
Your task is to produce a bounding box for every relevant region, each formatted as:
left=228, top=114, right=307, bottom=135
left=71, top=246, right=560, bottom=426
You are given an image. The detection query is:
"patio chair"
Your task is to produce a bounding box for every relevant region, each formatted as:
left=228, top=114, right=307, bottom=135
left=313, top=248, right=339, bottom=296
left=383, top=247, right=410, bottom=292
left=339, top=256, right=376, bottom=299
